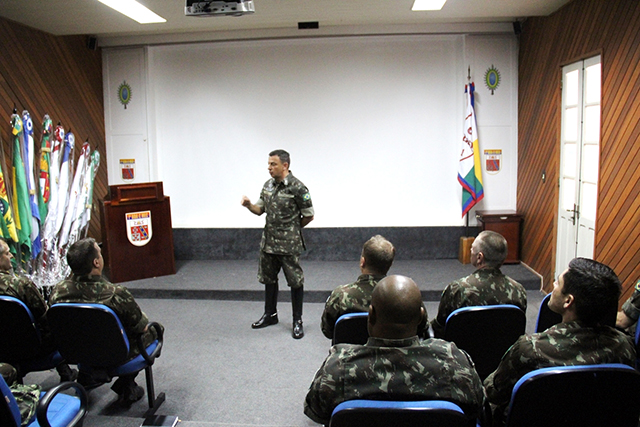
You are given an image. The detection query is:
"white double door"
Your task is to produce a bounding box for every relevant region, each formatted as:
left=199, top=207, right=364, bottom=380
left=555, top=55, right=601, bottom=277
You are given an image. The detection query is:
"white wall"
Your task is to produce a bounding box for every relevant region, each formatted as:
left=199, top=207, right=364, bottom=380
left=103, top=47, right=151, bottom=183
left=103, top=33, right=518, bottom=228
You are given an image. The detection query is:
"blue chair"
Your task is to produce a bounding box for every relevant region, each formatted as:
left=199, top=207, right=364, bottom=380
left=0, top=376, right=87, bottom=427
left=332, top=312, right=369, bottom=346
left=505, top=364, right=640, bottom=427
left=634, top=324, right=640, bottom=369
left=444, top=304, right=526, bottom=380
left=47, top=303, right=164, bottom=417
left=0, top=296, right=64, bottom=381
left=534, top=293, right=562, bottom=332
left=329, top=399, right=470, bottom=427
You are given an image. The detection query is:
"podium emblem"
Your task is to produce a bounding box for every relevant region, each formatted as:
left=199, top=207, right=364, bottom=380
left=126, top=210, right=152, bottom=246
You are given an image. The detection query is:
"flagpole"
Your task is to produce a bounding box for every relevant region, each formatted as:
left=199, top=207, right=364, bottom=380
left=466, top=65, right=471, bottom=238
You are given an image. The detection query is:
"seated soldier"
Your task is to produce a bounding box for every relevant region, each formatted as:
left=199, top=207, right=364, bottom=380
left=431, top=230, right=527, bottom=338
left=0, top=238, right=76, bottom=382
left=616, top=279, right=640, bottom=331
left=49, top=237, right=164, bottom=407
left=321, top=236, right=429, bottom=340
left=305, top=275, right=483, bottom=425
left=320, top=235, right=395, bottom=339
left=0, top=362, right=41, bottom=426
left=484, top=258, right=636, bottom=426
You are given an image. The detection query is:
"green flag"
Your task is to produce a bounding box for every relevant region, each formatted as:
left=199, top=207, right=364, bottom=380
left=0, top=148, right=18, bottom=250
left=11, top=113, right=32, bottom=265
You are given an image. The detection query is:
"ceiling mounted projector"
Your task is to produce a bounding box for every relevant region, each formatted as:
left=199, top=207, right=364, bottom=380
left=185, top=0, right=255, bottom=17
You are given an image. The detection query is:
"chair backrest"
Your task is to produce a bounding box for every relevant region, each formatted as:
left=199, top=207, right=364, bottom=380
left=329, top=399, right=470, bottom=427
left=332, top=312, right=369, bottom=346
left=0, top=296, right=42, bottom=362
left=535, top=293, right=562, bottom=333
left=0, top=375, right=22, bottom=427
left=444, top=304, right=526, bottom=380
left=47, top=303, right=131, bottom=367
left=506, top=364, right=640, bottom=427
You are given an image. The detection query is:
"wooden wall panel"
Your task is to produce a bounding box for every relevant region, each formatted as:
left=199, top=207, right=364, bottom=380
left=518, top=0, right=640, bottom=302
left=0, top=17, right=106, bottom=243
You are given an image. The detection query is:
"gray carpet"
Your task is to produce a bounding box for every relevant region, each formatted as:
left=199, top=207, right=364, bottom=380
left=121, top=259, right=541, bottom=301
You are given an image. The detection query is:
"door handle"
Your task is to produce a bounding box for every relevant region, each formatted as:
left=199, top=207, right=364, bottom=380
left=566, top=204, right=579, bottom=226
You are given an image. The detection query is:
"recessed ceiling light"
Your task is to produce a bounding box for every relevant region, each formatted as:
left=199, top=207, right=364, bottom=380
left=97, top=0, right=166, bottom=24
left=412, top=0, right=447, bottom=11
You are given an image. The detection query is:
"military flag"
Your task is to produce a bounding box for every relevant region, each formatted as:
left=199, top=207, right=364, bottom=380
left=458, top=82, right=484, bottom=217
left=0, top=136, right=18, bottom=245
left=21, top=111, right=42, bottom=258
left=42, top=124, right=64, bottom=252
left=59, top=141, right=90, bottom=249
left=53, top=130, right=73, bottom=239
left=39, top=115, right=52, bottom=206
left=11, top=112, right=32, bottom=265
left=78, top=149, right=100, bottom=238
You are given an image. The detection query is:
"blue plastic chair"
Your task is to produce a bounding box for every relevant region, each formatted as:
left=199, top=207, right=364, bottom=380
left=444, top=304, right=526, bottom=380
left=332, top=312, right=369, bottom=346
left=534, top=293, right=562, bottom=332
left=47, top=303, right=164, bottom=417
left=505, top=364, right=640, bottom=427
left=0, top=296, right=64, bottom=381
left=0, top=375, right=87, bottom=427
left=329, top=399, right=470, bottom=427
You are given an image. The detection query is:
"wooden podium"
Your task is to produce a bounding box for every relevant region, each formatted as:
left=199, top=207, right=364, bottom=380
left=475, top=210, right=523, bottom=264
left=101, top=182, right=176, bottom=283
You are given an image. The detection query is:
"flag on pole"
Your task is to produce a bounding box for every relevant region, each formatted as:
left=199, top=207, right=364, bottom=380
left=59, top=141, right=90, bottom=250
left=39, top=115, right=52, bottom=206
left=22, top=111, right=42, bottom=259
left=0, top=136, right=18, bottom=245
left=78, top=149, right=100, bottom=238
left=458, top=82, right=484, bottom=217
left=11, top=112, right=32, bottom=265
left=42, top=124, right=64, bottom=253
left=53, top=130, right=73, bottom=239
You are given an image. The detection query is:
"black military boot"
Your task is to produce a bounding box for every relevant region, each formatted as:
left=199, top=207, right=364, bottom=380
left=252, top=312, right=279, bottom=328
left=292, top=285, right=304, bottom=339
left=252, top=283, right=278, bottom=329
left=292, top=319, right=304, bottom=339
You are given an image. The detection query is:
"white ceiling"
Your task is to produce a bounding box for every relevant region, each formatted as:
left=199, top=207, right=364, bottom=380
left=0, top=0, right=571, bottom=45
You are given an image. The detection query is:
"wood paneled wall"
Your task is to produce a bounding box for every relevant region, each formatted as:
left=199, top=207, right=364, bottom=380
left=0, top=17, right=106, bottom=242
left=518, top=0, right=640, bottom=301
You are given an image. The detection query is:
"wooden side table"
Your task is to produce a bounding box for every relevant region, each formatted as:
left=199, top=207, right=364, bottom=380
left=475, top=210, right=522, bottom=264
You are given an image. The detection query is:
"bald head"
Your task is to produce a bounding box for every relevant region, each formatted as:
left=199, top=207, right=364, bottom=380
left=368, top=275, right=425, bottom=339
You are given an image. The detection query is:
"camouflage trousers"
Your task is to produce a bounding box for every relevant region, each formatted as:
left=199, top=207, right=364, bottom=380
left=258, top=251, right=304, bottom=289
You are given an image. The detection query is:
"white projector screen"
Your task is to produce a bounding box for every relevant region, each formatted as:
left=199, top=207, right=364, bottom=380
left=147, top=35, right=466, bottom=228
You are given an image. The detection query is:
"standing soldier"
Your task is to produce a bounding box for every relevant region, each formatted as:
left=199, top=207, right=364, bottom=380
left=241, top=149, right=314, bottom=339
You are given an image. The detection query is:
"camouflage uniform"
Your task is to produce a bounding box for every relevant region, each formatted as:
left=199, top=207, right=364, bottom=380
left=320, top=274, right=430, bottom=340
left=484, top=321, right=636, bottom=425
left=49, top=274, right=161, bottom=358
left=0, top=270, right=57, bottom=354
left=304, top=336, right=484, bottom=425
left=321, top=274, right=385, bottom=339
left=0, top=270, right=47, bottom=323
left=0, top=363, right=41, bottom=426
left=431, top=267, right=527, bottom=338
left=621, top=280, right=640, bottom=323
left=255, top=172, right=314, bottom=288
